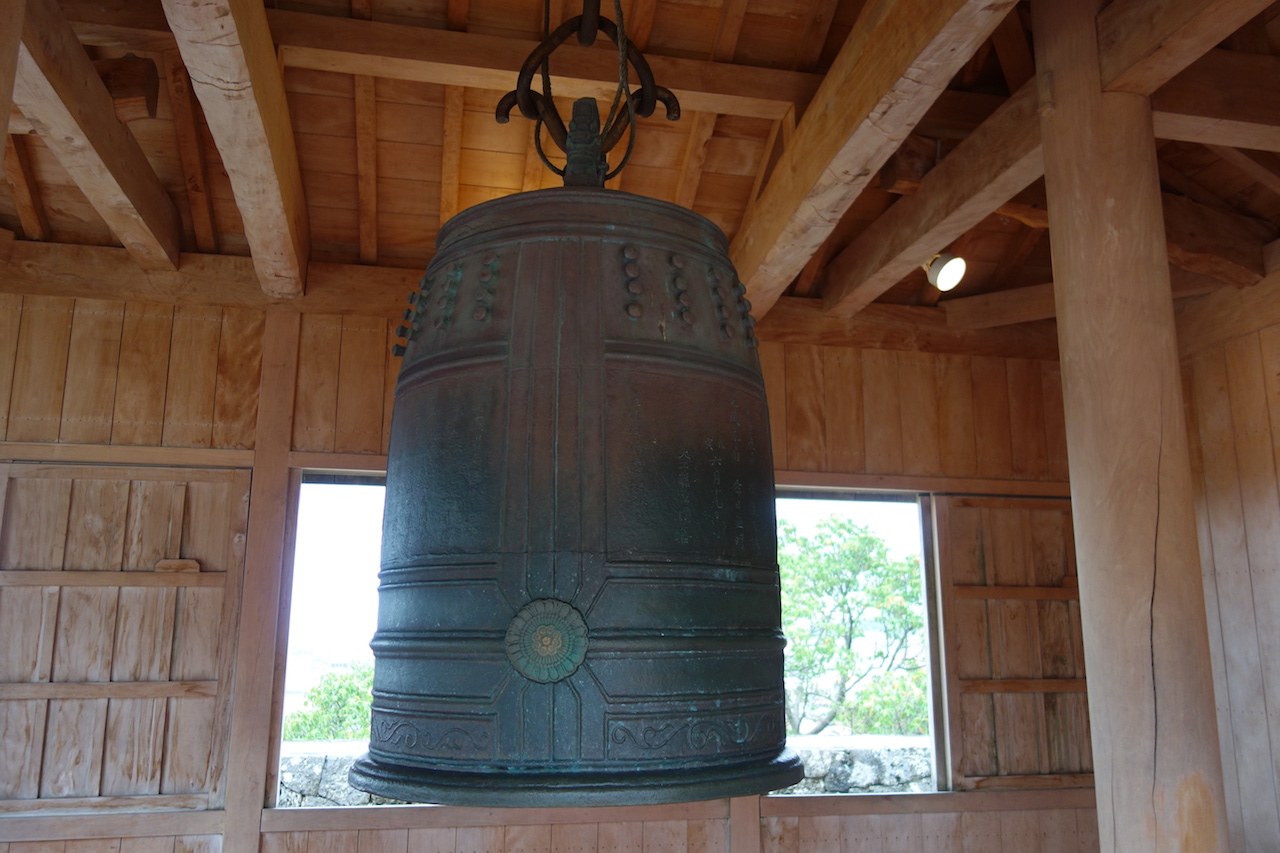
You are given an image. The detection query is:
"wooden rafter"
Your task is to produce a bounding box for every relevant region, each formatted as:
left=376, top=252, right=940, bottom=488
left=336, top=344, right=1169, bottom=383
left=822, top=1, right=1280, bottom=319
left=12, top=0, right=179, bottom=270
left=1207, top=144, right=1280, bottom=196
left=160, top=0, right=309, bottom=298
left=821, top=82, right=1043, bottom=318
left=791, top=0, right=841, bottom=72
left=1152, top=50, right=1280, bottom=152
left=990, top=7, right=1034, bottom=93
left=945, top=267, right=1232, bottom=331
left=1163, top=192, right=1278, bottom=287
left=266, top=10, right=808, bottom=120
left=674, top=112, right=716, bottom=209
left=728, top=0, right=1018, bottom=317
left=1097, top=0, right=1276, bottom=94
left=164, top=52, right=216, bottom=254
left=2, top=134, right=50, bottom=241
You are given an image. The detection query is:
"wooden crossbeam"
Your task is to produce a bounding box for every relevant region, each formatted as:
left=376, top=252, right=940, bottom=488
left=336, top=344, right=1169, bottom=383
left=1163, top=192, right=1278, bottom=287
left=1151, top=50, right=1280, bottom=152
left=1206, top=144, right=1280, bottom=196
left=12, top=0, right=179, bottom=270
left=1097, top=0, right=1276, bottom=94
left=823, top=31, right=1280, bottom=319
left=674, top=112, right=716, bottom=209
left=945, top=267, right=1232, bottom=330
left=821, top=82, right=1043, bottom=318
left=160, top=0, right=309, bottom=298
left=728, top=0, right=1018, bottom=317
left=3, top=134, right=50, bottom=241
left=164, top=52, right=216, bottom=253
left=266, top=9, right=811, bottom=120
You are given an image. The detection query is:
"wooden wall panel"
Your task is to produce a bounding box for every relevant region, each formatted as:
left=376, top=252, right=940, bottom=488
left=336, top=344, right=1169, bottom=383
left=291, top=314, right=400, bottom=455
left=1184, top=326, right=1280, bottom=851
left=760, top=809, right=1097, bottom=853
left=0, top=465, right=249, bottom=814
left=933, top=496, right=1092, bottom=792
left=759, top=344, right=1067, bottom=483
left=0, top=298, right=262, bottom=450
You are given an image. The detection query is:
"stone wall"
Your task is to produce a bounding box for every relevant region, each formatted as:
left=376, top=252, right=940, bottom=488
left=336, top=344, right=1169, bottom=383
left=276, top=736, right=935, bottom=806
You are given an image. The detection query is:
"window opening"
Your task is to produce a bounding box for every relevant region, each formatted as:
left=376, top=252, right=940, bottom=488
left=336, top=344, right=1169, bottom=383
left=277, top=481, right=938, bottom=805
left=278, top=477, right=396, bottom=807
left=774, top=491, right=937, bottom=795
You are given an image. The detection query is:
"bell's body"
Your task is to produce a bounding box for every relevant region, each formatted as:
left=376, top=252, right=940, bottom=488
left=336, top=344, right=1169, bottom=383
left=350, top=188, right=803, bottom=805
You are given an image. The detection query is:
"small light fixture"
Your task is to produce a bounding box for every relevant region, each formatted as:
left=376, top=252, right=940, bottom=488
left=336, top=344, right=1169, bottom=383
left=924, top=252, right=966, bottom=291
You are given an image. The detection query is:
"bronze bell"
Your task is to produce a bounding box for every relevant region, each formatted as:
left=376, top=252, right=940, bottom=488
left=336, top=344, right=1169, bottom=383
left=349, top=187, right=803, bottom=805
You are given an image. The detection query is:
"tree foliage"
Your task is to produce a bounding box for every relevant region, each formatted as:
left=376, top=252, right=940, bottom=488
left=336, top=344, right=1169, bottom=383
left=779, top=517, right=927, bottom=736
left=281, top=662, right=374, bottom=741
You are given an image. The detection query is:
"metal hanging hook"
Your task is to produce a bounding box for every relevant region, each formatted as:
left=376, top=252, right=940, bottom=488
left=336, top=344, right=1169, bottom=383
left=495, top=0, right=681, bottom=186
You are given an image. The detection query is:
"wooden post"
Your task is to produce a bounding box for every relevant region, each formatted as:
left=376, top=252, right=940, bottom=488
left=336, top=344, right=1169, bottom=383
left=1032, top=1, right=1229, bottom=850
left=221, top=309, right=301, bottom=853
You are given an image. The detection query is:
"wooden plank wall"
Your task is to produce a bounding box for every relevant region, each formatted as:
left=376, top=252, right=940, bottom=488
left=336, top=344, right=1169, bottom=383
left=757, top=342, right=1068, bottom=484
left=933, top=497, right=1092, bottom=793
left=0, top=286, right=1096, bottom=851
left=0, top=295, right=265, bottom=451
left=1183, top=325, right=1280, bottom=853
left=0, top=465, right=250, bottom=814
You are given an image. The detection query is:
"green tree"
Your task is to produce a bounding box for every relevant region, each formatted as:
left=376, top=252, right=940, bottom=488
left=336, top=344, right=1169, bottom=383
left=282, top=663, right=374, bottom=741
left=779, top=517, right=926, bottom=735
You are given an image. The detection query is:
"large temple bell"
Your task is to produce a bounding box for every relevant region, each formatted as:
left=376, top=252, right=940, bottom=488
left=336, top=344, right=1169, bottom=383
left=348, top=0, right=803, bottom=806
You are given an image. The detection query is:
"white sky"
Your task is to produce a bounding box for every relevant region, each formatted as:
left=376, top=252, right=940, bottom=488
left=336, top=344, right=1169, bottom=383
left=282, top=485, right=924, bottom=712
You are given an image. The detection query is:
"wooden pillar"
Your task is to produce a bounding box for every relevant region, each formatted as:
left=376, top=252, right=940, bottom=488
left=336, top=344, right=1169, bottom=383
left=1031, top=1, right=1230, bottom=851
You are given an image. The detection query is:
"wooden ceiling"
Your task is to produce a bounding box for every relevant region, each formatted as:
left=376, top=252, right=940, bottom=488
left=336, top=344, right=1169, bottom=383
left=1, top=0, right=1278, bottom=344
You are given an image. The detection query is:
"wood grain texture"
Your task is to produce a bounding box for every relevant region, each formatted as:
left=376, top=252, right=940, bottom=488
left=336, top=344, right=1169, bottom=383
left=1034, top=0, right=1230, bottom=847
left=730, top=0, right=1016, bottom=317
left=13, top=1, right=179, bottom=270
left=8, top=297, right=74, bottom=443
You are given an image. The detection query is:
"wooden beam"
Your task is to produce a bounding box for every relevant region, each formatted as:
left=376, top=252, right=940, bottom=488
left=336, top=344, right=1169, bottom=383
left=990, top=6, right=1034, bottom=92
left=823, top=46, right=1280, bottom=320
left=3, top=134, right=50, bottom=241
left=1178, top=266, right=1280, bottom=355
left=266, top=9, right=812, bottom=120
left=164, top=51, right=216, bottom=253
left=711, top=0, right=749, bottom=63
left=12, top=0, right=179, bottom=270
left=355, top=74, right=378, bottom=264
left=945, top=267, right=1228, bottom=330
left=728, top=0, right=1017, bottom=317
left=1151, top=50, right=1280, bottom=152
left=791, top=0, right=841, bottom=72
left=754, top=296, right=1059, bottom=360
left=2, top=240, right=414, bottom=317
left=1206, top=143, right=1280, bottom=196
left=440, top=85, right=464, bottom=223
left=220, top=310, right=299, bottom=853
left=1097, top=0, right=1275, bottom=94
left=0, top=0, right=21, bottom=139
left=1162, top=191, right=1277, bottom=287
left=1267, top=238, right=1280, bottom=275
left=821, top=82, right=1043, bottom=318
left=674, top=112, right=716, bottom=209
left=160, top=0, right=309, bottom=298
left=1033, top=1, right=1230, bottom=847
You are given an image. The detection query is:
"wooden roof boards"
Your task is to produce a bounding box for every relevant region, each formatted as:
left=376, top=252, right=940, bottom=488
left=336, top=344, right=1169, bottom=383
left=0, top=0, right=1276, bottom=339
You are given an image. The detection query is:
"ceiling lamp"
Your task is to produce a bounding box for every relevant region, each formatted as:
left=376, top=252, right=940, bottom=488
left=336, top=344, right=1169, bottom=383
left=349, top=0, right=803, bottom=808
left=925, top=252, right=966, bottom=291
